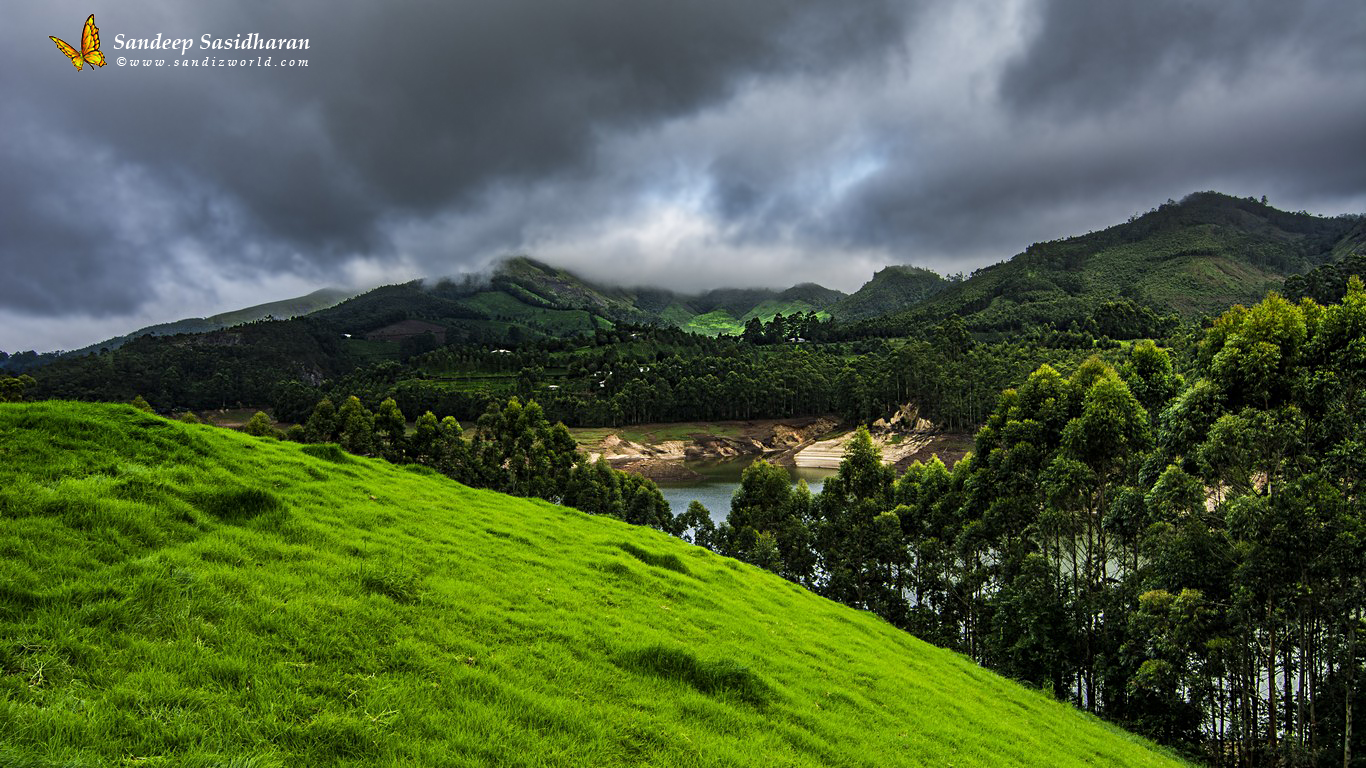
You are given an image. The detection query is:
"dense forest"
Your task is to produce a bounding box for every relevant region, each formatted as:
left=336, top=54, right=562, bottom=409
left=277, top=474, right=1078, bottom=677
left=697, top=283, right=1366, bottom=767
left=302, top=316, right=1130, bottom=432
left=27, top=308, right=1153, bottom=434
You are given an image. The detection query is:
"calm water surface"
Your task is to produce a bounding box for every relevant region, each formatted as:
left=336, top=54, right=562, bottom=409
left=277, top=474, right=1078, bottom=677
left=655, top=456, right=836, bottom=524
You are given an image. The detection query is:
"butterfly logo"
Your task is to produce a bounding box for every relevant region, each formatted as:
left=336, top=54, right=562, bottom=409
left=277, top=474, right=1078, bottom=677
left=50, top=14, right=106, bottom=70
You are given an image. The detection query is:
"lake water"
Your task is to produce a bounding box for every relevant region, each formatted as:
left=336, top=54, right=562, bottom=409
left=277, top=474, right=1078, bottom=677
left=655, top=456, right=837, bottom=524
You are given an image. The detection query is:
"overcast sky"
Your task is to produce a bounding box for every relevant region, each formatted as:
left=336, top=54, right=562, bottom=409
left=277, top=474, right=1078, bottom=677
left=4, top=0, right=1364, bottom=353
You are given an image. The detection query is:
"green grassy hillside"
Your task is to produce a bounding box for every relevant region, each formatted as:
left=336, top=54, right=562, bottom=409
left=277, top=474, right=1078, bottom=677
left=0, top=403, right=1186, bottom=767
left=680, top=309, right=746, bottom=336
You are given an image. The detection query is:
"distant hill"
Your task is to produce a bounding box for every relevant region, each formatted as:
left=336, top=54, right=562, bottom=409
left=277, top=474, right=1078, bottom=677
left=0, top=401, right=1188, bottom=767
left=19, top=191, right=1364, bottom=407
left=671, top=283, right=847, bottom=335
left=830, top=265, right=949, bottom=322
left=779, top=282, right=847, bottom=306
left=1284, top=219, right=1366, bottom=304
left=58, top=288, right=354, bottom=360
left=871, top=192, right=1362, bottom=334
left=489, top=256, right=654, bottom=322
left=308, top=256, right=846, bottom=341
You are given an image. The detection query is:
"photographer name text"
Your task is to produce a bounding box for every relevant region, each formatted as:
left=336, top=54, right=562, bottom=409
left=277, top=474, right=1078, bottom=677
left=111, top=33, right=309, bottom=56
left=111, top=33, right=309, bottom=67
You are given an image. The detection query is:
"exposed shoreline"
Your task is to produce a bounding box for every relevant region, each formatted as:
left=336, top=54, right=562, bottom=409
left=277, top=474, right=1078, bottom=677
left=572, top=415, right=971, bottom=482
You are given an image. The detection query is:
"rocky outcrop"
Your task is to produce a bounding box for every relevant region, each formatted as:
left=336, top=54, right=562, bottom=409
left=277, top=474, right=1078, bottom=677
left=794, top=404, right=967, bottom=469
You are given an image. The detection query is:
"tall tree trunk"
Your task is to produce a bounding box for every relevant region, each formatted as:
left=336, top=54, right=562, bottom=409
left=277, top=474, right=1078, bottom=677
left=1305, top=612, right=1316, bottom=754
left=1249, top=646, right=1259, bottom=768
left=1347, top=607, right=1357, bottom=768
left=1285, top=639, right=1295, bottom=752
left=1269, top=606, right=1278, bottom=760
left=1085, top=497, right=1097, bottom=711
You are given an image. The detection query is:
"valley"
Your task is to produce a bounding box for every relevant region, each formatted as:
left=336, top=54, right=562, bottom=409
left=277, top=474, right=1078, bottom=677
left=3, top=191, right=1364, bottom=766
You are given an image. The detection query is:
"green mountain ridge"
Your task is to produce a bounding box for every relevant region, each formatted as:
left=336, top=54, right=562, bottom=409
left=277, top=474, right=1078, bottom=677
left=121, top=192, right=1363, bottom=352
left=10, top=192, right=1363, bottom=371
left=0, top=401, right=1187, bottom=767
left=33, top=288, right=356, bottom=364
left=829, top=266, right=950, bottom=322
left=17, top=192, right=1365, bottom=413
left=874, top=191, right=1360, bottom=335
left=308, top=256, right=849, bottom=342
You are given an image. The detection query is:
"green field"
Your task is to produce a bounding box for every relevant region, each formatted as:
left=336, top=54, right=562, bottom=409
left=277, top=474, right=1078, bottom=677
left=0, top=403, right=1186, bottom=766
left=425, top=373, right=519, bottom=393
left=681, top=309, right=745, bottom=336
left=570, top=422, right=747, bottom=447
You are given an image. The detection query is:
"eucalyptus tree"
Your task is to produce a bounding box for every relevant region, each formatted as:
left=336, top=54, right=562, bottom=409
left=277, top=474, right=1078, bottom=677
left=815, top=427, right=898, bottom=617
left=723, top=460, right=814, bottom=584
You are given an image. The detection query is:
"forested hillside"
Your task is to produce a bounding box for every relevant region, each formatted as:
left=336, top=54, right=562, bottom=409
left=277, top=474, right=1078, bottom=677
left=8, top=275, right=1362, bottom=764
left=307, top=256, right=846, bottom=342
left=0, top=289, right=355, bottom=373
left=830, top=265, right=950, bottom=322
left=865, top=192, right=1360, bottom=337
left=5, top=194, right=1366, bottom=766
left=701, top=281, right=1366, bottom=766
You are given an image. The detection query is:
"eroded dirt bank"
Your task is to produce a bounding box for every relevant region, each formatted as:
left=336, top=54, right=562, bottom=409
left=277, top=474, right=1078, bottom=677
left=574, top=411, right=970, bottom=482
left=575, top=416, right=839, bottom=468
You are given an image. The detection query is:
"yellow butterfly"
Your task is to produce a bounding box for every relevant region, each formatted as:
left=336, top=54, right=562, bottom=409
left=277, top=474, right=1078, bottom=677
left=50, top=14, right=106, bottom=70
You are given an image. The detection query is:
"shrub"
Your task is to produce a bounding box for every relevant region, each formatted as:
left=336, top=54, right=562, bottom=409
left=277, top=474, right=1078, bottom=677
left=242, top=411, right=278, bottom=438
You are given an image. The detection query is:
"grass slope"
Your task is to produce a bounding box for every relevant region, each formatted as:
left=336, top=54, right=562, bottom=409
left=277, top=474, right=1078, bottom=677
left=0, top=403, right=1187, bottom=767
left=680, top=309, right=745, bottom=336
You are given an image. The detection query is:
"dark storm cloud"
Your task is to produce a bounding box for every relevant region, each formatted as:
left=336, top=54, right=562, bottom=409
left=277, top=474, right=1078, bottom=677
left=0, top=166, right=135, bottom=315
left=0, top=0, right=911, bottom=326
left=999, top=0, right=1366, bottom=116
left=313, top=1, right=911, bottom=215
left=859, top=0, right=1366, bottom=266
left=705, top=0, right=1366, bottom=272
left=3, top=0, right=1365, bottom=352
